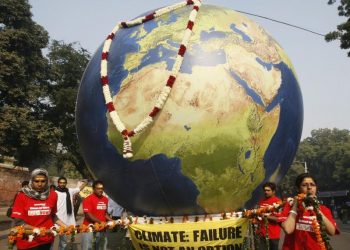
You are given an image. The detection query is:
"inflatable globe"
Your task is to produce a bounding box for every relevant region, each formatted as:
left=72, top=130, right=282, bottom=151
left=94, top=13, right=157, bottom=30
left=76, top=4, right=303, bottom=216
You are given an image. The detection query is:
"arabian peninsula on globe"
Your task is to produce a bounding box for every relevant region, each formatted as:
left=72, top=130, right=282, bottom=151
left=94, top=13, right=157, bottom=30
left=76, top=4, right=303, bottom=216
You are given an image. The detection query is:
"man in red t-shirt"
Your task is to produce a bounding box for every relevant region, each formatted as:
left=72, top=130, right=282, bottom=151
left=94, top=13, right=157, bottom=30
left=256, top=182, right=282, bottom=250
left=81, top=180, right=113, bottom=250
left=12, top=191, right=58, bottom=249
left=11, top=168, right=65, bottom=250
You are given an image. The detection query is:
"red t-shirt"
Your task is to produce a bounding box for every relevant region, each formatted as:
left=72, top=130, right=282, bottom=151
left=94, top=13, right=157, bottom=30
left=82, top=193, right=108, bottom=225
left=256, top=196, right=282, bottom=239
left=279, top=202, right=340, bottom=250
left=11, top=191, right=58, bottom=249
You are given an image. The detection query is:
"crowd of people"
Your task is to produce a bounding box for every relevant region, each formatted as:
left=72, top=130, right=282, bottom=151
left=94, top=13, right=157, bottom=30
left=8, top=168, right=341, bottom=250
left=9, top=169, right=125, bottom=250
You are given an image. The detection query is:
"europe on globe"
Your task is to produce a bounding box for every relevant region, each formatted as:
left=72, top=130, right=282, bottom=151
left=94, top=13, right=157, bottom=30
left=76, top=3, right=303, bottom=216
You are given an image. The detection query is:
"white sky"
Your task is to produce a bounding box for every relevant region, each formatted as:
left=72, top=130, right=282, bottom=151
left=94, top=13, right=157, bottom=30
left=29, top=0, right=350, bottom=139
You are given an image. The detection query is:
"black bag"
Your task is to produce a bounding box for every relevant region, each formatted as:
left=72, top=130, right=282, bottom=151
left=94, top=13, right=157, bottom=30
left=6, top=192, right=19, bottom=218
left=6, top=207, right=13, bottom=218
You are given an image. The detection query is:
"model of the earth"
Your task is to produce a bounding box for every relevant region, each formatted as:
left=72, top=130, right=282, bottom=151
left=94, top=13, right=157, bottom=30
left=76, top=4, right=303, bottom=216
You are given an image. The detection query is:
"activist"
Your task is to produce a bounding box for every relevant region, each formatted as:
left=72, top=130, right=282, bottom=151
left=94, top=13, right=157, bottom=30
left=280, top=173, right=339, bottom=250
left=10, top=168, right=66, bottom=250
left=81, top=180, right=113, bottom=250
left=73, top=180, right=93, bottom=218
left=107, top=196, right=124, bottom=220
left=106, top=197, right=128, bottom=248
left=55, top=177, right=87, bottom=250
left=256, top=182, right=281, bottom=250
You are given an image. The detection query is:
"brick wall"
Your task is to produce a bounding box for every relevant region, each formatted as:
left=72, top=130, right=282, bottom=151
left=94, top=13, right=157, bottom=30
left=0, top=164, right=30, bottom=206
left=0, top=164, right=81, bottom=206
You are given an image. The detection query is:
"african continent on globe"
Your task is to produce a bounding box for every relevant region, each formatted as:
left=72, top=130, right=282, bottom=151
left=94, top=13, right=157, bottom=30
left=76, top=4, right=303, bottom=216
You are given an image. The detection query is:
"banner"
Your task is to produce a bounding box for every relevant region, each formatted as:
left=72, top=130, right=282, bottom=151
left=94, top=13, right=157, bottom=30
left=129, top=218, right=249, bottom=250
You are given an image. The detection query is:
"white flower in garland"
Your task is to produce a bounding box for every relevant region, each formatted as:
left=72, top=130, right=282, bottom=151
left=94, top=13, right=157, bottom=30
left=28, top=235, right=35, bottom=242
left=88, top=224, right=94, bottom=233
left=100, top=0, right=202, bottom=158
left=306, top=206, right=314, bottom=211
left=287, top=197, right=294, bottom=205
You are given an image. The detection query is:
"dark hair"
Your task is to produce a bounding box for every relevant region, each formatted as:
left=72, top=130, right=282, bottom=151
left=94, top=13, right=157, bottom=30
left=21, top=180, right=29, bottom=187
left=295, top=173, right=317, bottom=188
left=92, top=180, right=104, bottom=189
left=262, top=182, right=276, bottom=191
left=58, top=177, right=67, bottom=183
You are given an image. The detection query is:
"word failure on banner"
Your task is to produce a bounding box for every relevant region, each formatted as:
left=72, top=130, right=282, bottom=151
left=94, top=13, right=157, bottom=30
left=128, top=217, right=248, bottom=250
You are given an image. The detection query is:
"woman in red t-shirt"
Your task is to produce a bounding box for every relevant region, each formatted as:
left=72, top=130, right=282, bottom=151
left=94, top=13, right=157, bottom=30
left=280, top=173, right=339, bottom=250
left=11, top=168, right=65, bottom=250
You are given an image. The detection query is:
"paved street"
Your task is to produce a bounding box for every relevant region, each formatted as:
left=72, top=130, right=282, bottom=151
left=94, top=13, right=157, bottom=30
left=330, top=220, right=350, bottom=250
left=1, top=215, right=349, bottom=249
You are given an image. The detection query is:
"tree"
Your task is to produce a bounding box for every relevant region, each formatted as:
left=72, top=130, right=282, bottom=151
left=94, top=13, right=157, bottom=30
left=0, top=0, right=62, bottom=166
left=46, top=40, right=91, bottom=177
left=326, top=0, right=350, bottom=56
left=278, top=163, right=305, bottom=197
left=279, top=128, right=350, bottom=195
left=297, top=128, right=350, bottom=190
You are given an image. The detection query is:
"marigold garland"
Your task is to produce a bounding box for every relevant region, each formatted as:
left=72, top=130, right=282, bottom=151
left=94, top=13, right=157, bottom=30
left=263, top=216, right=270, bottom=250
left=295, top=194, right=333, bottom=250
left=7, top=221, right=120, bottom=249
left=244, top=202, right=283, bottom=250
left=243, top=201, right=283, bottom=218
left=311, top=219, right=327, bottom=250
left=13, top=199, right=334, bottom=250
left=8, top=203, right=285, bottom=248
left=100, top=0, right=202, bottom=158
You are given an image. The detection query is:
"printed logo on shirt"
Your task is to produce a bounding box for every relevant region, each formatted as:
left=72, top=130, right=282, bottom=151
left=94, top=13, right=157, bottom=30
left=28, top=203, right=51, bottom=216
left=295, top=215, right=317, bottom=232
left=301, top=215, right=317, bottom=220
left=96, top=202, right=107, bottom=210
left=296, top=222, right=314, bottom=232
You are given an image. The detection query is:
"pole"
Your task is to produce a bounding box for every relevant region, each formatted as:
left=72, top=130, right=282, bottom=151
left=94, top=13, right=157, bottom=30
left=304, top=162, right=308, bottom=173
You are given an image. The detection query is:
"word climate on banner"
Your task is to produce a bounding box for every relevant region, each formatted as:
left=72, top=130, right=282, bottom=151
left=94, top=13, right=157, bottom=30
left=129, top=218, right=249, bottom=250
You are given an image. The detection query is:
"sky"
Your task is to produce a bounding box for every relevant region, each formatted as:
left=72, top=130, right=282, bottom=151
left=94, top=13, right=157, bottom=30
left=29, top=0, right=350, bottom=139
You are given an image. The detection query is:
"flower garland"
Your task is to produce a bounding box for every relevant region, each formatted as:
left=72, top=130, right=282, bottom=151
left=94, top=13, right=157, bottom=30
left=8, top=204, right=287, bottom=249
left=244, top=202, right=283, bottom=250
left=263, top=216, right=270, bottom=250
left=8, top=198, right=334, bottom=250
left=301, top=195, right=333, bottom=250
left=100, top=0, right=202, bottom=158
left=8, top=204, right=284, bottom=248
left=7, top=221, right=121, bottom=250
left=289, top=194, right=333, bottom=250
left=243, top=201, right=283, bottom=218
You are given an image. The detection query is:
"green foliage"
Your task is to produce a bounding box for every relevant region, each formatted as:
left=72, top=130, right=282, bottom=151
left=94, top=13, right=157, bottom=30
left=299, top=128, right=350, bottom=190
left=0, top=1, right=91, bottom=178
left=326, top=0, right=350, bottom=56
left=280, top=128, right=350, bottom=195
left=278, top=163, right=305, bottom=197
left=0, top=0, right=62, bottom=166
left=46, top=40, right=91, bottom=176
